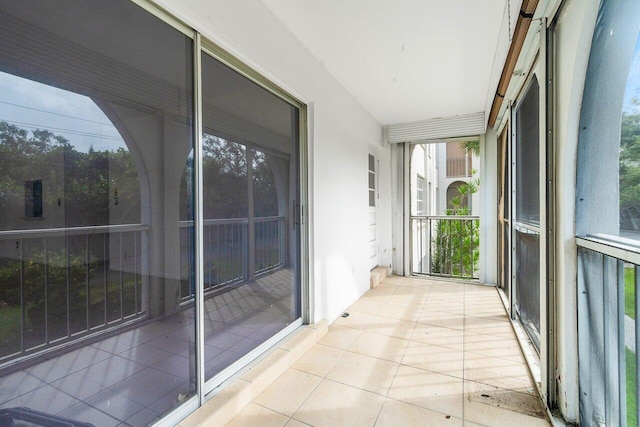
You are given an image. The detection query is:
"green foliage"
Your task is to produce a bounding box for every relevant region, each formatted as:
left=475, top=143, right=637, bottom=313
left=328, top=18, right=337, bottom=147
left=463, top=140, right=480, bottom=157
left=627, top=347, right=637, bottom=427
left=252, top=150, right=278, bottom=217
left=0, top=121, right=144, bottom=346
left=625, top=266, right=636, bottom=319
left=182, top=134, right=279, bottom=220
left=615, top=274, right=637, bottom=426
left=432, top=176, right=480, bottom=278
left=0, top=121, right=141, bottom=229
left=620, top=113, right=640, bottom=225
left=0, top=304, right=22, bottom=356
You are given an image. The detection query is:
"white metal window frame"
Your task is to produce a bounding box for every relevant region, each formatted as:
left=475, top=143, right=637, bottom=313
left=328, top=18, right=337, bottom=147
left=416, top=175, right=424, bottom=215
left=508, top=35, right=553, bottom=406
left=493, top=5, right=563, bottom=410
left=368, top=153, right=377, bottom=208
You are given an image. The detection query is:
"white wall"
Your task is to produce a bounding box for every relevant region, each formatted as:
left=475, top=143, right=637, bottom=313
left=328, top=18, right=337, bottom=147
left=479, top=132, right=497, bottom=285
left=373, top=141, right=393, bottom=272
left=152, top=0, right=388, bottom=324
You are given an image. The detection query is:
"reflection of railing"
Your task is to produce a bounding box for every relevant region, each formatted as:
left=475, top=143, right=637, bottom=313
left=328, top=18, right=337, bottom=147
left=577, top=234, right=639, bottom=426
left=0, top=224, right=148, bottom=362
left=255, top=216, right=286, bottom=274
left=179, top=216, right=285, bottom=301
left=411, top=216, right=479, bottom=279
left=446, top=157, right=472, bottom=177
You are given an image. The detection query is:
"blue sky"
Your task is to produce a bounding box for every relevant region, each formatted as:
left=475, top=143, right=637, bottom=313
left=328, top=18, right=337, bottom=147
left=0, top=71, right=125, bottom=153
left=623, top=33, right=640, bottom=115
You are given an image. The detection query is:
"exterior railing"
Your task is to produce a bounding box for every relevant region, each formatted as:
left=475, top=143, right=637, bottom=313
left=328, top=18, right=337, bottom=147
left=576, top=234, right=639, bottom=426
left=411, top=215, right=479, bottom=279
left=179, top=216, right=286, bottom=301
left=446, top=157, right=472, bottom=177
left=0, top=224, right=148, bottom=363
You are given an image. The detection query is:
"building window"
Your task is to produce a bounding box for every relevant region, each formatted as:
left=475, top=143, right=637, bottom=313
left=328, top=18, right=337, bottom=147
left=416, top=176, right=424, bottom=215
left=24, top=180, right=43, bottom=218
left=446, top=141, right=473, bottom=177
left=369, top=154, right=376, bottom=207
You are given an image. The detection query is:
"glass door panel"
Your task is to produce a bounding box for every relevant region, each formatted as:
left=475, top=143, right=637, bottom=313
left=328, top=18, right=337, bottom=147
left=200, top=52, right=301, bottom=382
left=0, top=1, right=197, bottom=423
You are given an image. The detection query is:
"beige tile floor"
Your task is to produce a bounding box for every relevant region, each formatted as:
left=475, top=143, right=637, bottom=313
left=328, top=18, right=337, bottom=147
left=226, top=276, right=550, bottom=427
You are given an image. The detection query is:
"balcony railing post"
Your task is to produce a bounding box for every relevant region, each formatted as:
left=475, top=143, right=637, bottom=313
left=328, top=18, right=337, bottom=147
left=20, top=239, right=24, bottom=354
left=617, top=259, right=626, bottom=425
left=243, top=222, right=249, bottom=281
left=428, top=217, right=432, bottom=275
left=448, top=219, right=452, bottom=276
left=603, top=255, right=619, bottom=426
left=85, top=234, right=90, bottom=332
left=119, top=232, right=124, bottom=322
left=279, top=218, right=286, bottom=266
left=636, top=264, right=640, bottom=425
left=459, top=219, right=463, bottom=276
left=471, top=219, right=475, bottom=276
left=134, top=231, right=138, bottom=315
left=44, top=237, right=49, bottom=345
left=65, top=235, right=70, bottom=339
left=102, top=233, right=107, bottom=328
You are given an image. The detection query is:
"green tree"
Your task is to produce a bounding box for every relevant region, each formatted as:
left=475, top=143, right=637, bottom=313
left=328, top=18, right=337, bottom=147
left=0, top=121, right=142, bottom=348
left=463, top=140, right=480, bottom=157
left=0, top=121, right=140, bottom=229
left=620, top=113, right=640, bottom=218
left=432, top=175, right=480, bottom=278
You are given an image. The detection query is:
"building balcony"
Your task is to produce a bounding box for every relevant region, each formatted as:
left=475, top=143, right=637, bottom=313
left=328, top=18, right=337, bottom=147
left=446, top=157, right=473, bottom=179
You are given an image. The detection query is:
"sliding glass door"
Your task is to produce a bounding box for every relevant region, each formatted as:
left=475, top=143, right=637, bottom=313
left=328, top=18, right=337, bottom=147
left=0, top=1, right=304, bottom=425
left=199, top=50, right=301, bottom=382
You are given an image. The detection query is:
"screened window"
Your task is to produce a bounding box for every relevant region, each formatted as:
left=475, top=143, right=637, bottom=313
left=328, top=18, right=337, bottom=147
left=24, top=180, right=43, bottom=219
left=515, top=77, right=540, bottom=226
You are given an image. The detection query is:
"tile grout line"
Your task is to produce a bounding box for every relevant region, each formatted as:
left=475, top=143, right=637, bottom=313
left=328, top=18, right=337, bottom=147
left=285, top=322, right=363, bottom=427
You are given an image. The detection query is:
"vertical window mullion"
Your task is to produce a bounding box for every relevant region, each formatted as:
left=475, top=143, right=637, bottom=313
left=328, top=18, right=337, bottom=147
left=193, top=31, right=205, bottom=406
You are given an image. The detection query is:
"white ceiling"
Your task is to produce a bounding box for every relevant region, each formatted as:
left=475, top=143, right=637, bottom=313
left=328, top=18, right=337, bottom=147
left=261, top=0, right=511, bottom=126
